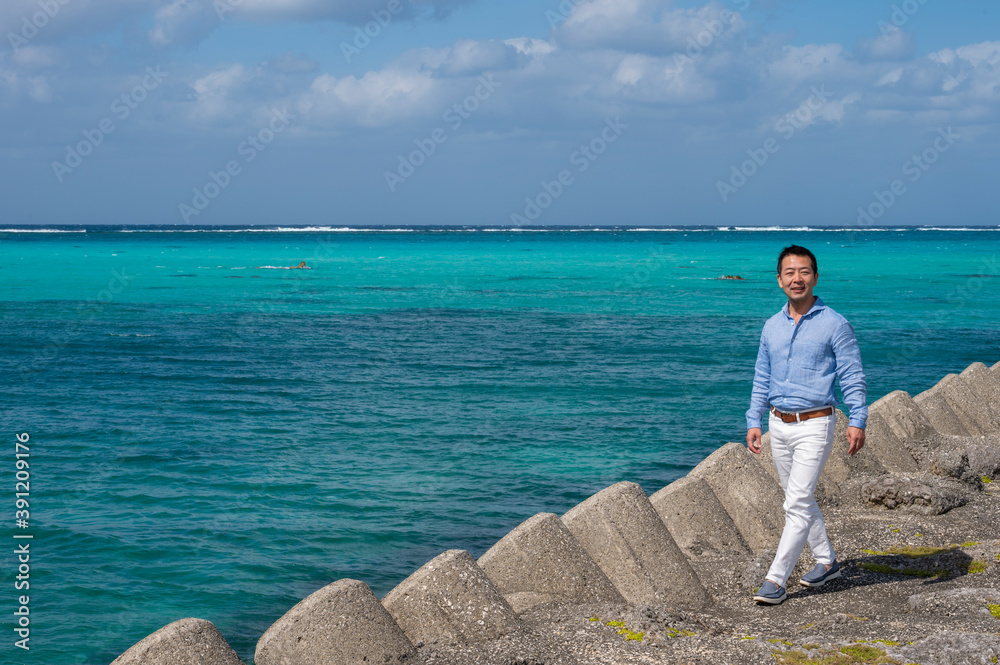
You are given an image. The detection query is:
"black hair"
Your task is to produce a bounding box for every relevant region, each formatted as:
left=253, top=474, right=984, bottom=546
left=777, top=245, right=817, bottom=274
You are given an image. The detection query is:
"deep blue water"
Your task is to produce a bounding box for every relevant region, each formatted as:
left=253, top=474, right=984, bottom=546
left=2, top=226, right=998, bottom=664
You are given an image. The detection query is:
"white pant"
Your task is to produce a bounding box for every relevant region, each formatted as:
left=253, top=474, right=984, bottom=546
left=766, top=411, right=836, bottom=587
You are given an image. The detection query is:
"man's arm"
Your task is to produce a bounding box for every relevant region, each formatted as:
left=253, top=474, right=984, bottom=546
left=833, top=320, right=868, bottom=456
left=746, top=330, right=771, bottom=454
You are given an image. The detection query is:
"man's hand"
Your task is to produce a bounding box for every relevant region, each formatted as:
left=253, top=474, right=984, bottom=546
left=847, top=426, right=866, bottom=456
left=747, top=427, right=762, bottom=454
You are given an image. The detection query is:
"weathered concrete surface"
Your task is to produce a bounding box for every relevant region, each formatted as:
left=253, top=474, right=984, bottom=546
left=914, top=378, right=973, bottom=437
left=908, top=586, right=1000, bottom=616
left=958, top=363, right=1000, bottom=433
left=860, top=472, right=970, bottom=515
left=111, top=618, right=244, bottom=665
left=689, top=442, right=785, bottom=553
left=255, top=579, right=418, bottom=665
left=871, top=390, right=939, bottom=463
left=477, top=513, right=624, bottom=613
left=649, top=475, right=752, bottom=560
left=864, top=395, right=920, bottom=472
left=937, top=373, right=1000, bottom=435
left=928, top=447, right=983, bottom=486
left=561, top=481, right=709, bottom=608
left=967, top=437, right=1000, bottom=480
left=383, top=549, right=521, bottom=648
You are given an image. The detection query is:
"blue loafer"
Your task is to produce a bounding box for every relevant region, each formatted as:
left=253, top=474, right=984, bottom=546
left=799, top=561, right=841, bottom=587
left=753, top=580, right=787, bottom=605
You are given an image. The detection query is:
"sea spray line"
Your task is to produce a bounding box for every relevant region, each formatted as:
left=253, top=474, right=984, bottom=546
left=178, top=108, right=293, bottom=223
left=509, top=117, right=627, bottom=225
left=51, top=66, right=169, bottom=183
left=383, top=74, right=500, bottom=192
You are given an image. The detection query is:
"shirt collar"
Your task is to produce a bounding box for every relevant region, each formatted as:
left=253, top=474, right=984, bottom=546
left=782, top=296, right=826, bottom=320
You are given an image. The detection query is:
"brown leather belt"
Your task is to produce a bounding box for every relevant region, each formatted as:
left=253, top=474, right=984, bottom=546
left=770, top=406, right=834, bottom=423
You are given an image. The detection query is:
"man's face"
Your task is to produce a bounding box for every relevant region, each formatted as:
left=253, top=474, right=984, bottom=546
left=777, top=254, right=818, bottom=305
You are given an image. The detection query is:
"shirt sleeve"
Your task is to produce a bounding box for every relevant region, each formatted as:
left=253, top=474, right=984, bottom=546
left=746, top=329, right=771, bottom=430
left=833, top=320, right=868, bottom=429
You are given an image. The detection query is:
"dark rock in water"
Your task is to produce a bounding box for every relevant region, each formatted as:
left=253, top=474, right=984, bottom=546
left=111, top=618, right=244, bottom=665
left=860, top=473, right=969, bottom=515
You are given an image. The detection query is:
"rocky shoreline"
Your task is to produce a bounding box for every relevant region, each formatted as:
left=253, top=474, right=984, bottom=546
left=110, top=361, right=1000, bottom=665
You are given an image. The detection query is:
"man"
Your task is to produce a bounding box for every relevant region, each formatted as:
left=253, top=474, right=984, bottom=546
left=746, top=245, right=867, bottom=605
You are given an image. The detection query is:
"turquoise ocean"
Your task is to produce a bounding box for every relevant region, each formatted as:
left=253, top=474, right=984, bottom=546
left=3, top=226, right=999, bottom=664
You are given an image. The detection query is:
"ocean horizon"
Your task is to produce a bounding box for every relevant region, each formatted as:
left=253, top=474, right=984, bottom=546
left=4, top=226, right=999, bottom=664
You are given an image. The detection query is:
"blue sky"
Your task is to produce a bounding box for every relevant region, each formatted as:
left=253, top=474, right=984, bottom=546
left=1, top=0, right=997, bottom=226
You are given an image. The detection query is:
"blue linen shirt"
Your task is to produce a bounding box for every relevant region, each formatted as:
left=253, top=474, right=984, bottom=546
left=746, top=296, right=868, bottom=431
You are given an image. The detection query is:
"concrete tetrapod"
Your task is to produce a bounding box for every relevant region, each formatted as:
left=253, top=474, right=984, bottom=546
left=869, top=390, right=940, bottom=464
left=813, top=410, right=887, bottom=503
left=935, top=373, right=1000, bottom=435
left=690, top=442, right=785, bottom=554
left=382, top=549, right=522, bottom=648
left=561, top=481, right=710, bottom=608
left=477, top=513, right=625, bottom=613
left=649, top=475, right=752, bottom=560
left=255, top=579, right=418, bottom=665
left=865, top=396, right=920, bottom=473
left=957, top=363, right=1000, bottom=431
left=111, top=618, right=244, bottom=665
left=874, top=391, right=937, bottom=442
left=914, top=378, right=973, bottom=437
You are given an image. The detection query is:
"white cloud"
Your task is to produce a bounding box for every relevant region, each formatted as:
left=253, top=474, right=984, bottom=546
left=149, top=0, right=215, bottom=46
left=27, top=75, right=52, bottom=103
left=299, top=68, right=439, bottom=128
left=767, top=44, right=849, bottom=84
left=11, top=45, right=60, bottom=69
left=190, top=63, right=252, bottom=122
left=859, top=27, right=914, bottom=62
left=437, top=39, right=521, bottom=77
left=504, top=38, right=556, bottom=58
left=554, top=0, right=744, bottom=56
